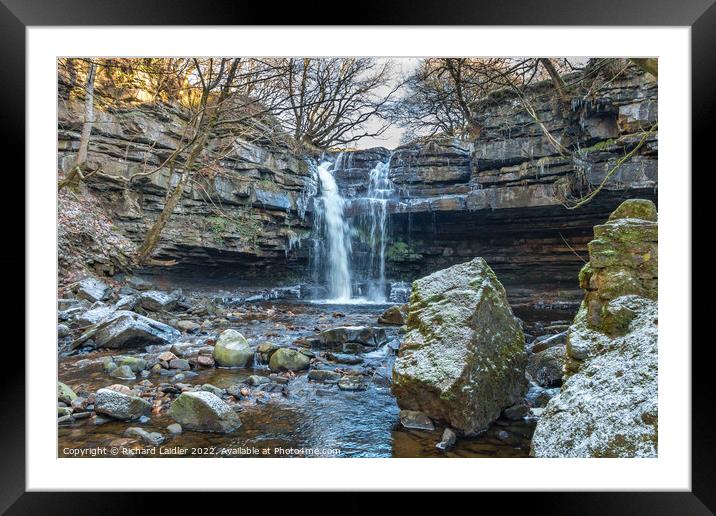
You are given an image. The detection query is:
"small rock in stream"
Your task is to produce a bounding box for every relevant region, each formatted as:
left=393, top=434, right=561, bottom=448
left=325, top=352, right=362, bottom=365
left=338, top=376, right=368, bottom=392
left=109, top=365, right=136, bottom=380
left=169, top=391, right=242, bottom=433
left=167, top=423, right=183, bottom=435
left=94, top=388, right=151, bottom=421
left=57, top=324, right=70, bottom=338
left=177, top=320, right=200, bottom=333
left=399, top=410, right=435, bottom=431
left=436, top=428, right=457, bottom=451
left=169, top=358, right=191, bottom=371
left=124, top=427, right=166, bottom=446
left=76, top=277, right=111, bottom=303
left=308, top=370, right=342, bottom=383
left=269, top=348, right=311, bottom=372
left=57, top=382, right=78, bottom=405
left=503, top=402, right=530, bottom=421
left=213, top=329, right=253, bottom=368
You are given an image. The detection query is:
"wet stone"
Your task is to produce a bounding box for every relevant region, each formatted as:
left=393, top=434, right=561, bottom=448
left=399, top=410, right=435, bottom=431
left=338, top=376, right=368, bottom=392
left=436, top=428, right=457, bottom=451
left=308, top=369, right=342, bottom=383
left=169, top=358, right=191, bottom=371
left=124, top=427, right=166, bottom=446
left=326, top=352, right=363, bottom=365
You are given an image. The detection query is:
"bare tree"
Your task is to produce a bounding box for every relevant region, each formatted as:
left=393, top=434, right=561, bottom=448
left=387, top=58, right=571, bottom=142
left=274, top=58, right=396, bottom=149
left=135, top=58, right=242, bottom=265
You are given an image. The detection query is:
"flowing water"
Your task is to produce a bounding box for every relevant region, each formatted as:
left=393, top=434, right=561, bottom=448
left=362, top=160, right=395, bottom=302
left=311, top=162, right=353, bottom=301
left=58, top=299, right=538, bottom=458
left=309, top=156, right=396, bottom=303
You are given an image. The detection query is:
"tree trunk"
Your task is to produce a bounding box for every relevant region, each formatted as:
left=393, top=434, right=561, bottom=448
left=135, top=58, right=240, bottom=265
left=58, top=61, right=97, bottom=191
left=135, top=168, right=189, bottom=264
left=135, top=129, right=209, bottom=265
left=539, top=58, right=569, bottom=104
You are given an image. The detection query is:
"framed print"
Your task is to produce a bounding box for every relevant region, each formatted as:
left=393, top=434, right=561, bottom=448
left=4, top=0, right=710, bottom=511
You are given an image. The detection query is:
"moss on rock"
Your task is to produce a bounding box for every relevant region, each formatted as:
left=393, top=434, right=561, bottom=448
left=212, top=329, right=253, bottom=368
left=531, top=199, right=658, bottom=458
left=608, top=198, right=658, bottom=222
left=268, top=348, right=310, bottom=372
left=391, top=257, right=526, bottom=435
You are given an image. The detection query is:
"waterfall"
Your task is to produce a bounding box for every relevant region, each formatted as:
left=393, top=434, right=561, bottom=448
left=307, top=153, right=395, bottom=304
left=364, top=160, right=394, bottom=301
left=313, top=161, right=353, bottom=301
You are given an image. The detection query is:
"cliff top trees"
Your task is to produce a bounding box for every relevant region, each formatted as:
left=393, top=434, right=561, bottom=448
left=387, top=57, right=575, bottom=143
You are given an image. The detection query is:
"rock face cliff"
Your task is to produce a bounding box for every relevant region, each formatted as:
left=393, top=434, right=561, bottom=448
left=333, top=63, right=657, bottom=309
left=530, top=199, right=658, bottom=457
left=58, top=61, right=657, bottom=307
left=58, top=89, right=317, bottom=282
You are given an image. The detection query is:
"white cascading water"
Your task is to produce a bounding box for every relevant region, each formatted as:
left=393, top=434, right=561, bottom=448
left=314, top=161, right=353, bottom=301
left=365, top=160, right=394, bottom=301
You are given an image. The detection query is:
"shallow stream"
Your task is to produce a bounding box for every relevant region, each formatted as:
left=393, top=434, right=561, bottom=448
left=58, top=297, right=563, bottom=458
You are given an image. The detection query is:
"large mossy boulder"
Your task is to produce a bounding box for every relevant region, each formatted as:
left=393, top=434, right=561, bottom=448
left=168, top=391, right=241, bottom=433
left=212, top=329, right=253, bottom=368
left=531, top=199, right=658, bottom=458
left=391, top=257, right=527, bottom=435
left=268, top=348, right=311, bottom=372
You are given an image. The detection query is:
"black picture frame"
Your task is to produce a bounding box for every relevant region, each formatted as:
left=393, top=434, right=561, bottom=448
left=3, top=0, right=708, bottom=511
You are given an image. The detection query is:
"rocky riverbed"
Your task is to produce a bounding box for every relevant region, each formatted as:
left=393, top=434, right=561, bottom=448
left=57, top=277, right=572, bottom=458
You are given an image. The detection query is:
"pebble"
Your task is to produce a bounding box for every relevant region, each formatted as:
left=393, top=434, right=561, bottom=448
left=167, top=423, right=183, bottom=435
left=124, top=427, right=166, bottom=446
left=338, top=376, right=368, bottom=392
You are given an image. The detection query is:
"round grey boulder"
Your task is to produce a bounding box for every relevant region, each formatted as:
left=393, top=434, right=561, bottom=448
left=212, top=329, right=253, bottom=368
